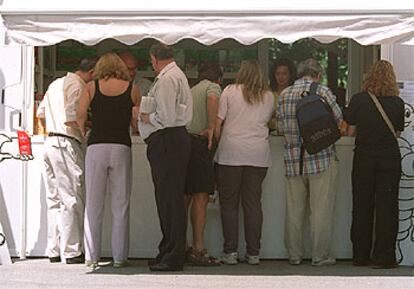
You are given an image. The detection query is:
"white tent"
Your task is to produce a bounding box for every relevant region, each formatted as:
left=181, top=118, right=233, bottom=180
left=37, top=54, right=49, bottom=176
left=1, top=1, right=414, bottom=46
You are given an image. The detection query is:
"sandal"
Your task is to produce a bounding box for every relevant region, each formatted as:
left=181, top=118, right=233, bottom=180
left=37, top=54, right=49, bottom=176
left=186, top=247, right=221, bottom=266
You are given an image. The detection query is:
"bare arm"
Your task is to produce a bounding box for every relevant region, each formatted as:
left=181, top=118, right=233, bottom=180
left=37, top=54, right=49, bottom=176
left=347, top=125, right=356, bottom=137
left=76, top=82, right=94, bottom=139
left=214, top=117, right=224, bottom=142
left=199, top=93, right=218, bottom=150
left=130, top=84, right=141, bottom=134
left=36, top=97, right=46, bottom=119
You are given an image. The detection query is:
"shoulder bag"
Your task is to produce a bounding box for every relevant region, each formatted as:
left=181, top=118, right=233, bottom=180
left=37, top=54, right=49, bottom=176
left=368, top=91, right=397, bottom=139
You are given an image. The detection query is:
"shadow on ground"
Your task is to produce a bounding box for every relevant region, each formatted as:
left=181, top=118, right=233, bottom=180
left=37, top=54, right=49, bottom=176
left=76, top=259, right=414, bottom=277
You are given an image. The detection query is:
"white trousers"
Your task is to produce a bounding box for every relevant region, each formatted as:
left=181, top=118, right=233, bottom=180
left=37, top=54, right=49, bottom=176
left=42, top=136, right=85, bottom=259
left=284, top=160, right=339, bottom=262
left=84, top=144, right=132, bottom=262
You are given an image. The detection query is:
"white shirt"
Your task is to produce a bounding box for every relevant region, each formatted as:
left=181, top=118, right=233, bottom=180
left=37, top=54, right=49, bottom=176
left=37, top=72, right=85, bottom=142
left=214, top=84, right=274, bottom=167
left=138, top=61, right=193, bottom=139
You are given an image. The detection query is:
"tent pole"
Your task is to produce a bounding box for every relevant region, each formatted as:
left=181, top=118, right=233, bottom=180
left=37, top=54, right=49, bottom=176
left=381, top=44, right=394, bottom=62
left=19, top=45, right=34, bottom=260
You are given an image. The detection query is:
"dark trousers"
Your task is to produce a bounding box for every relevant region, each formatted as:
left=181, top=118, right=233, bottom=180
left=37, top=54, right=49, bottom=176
left=146, top=127, right=191, bottom=266
left=216, top=165, right=268, bottom=256
left=351, top=152, right=401, bottom=264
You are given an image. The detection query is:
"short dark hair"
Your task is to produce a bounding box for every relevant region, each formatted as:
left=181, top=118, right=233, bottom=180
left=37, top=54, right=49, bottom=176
left=149, top=42, right=174, bottom=60
left=198, top=62, right=223, bottom=83
left=77, top=58, right=97, bottom=72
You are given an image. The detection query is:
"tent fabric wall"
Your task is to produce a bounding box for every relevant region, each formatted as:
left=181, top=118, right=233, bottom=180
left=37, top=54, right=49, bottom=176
left=1, top=1, right=414, bottom=46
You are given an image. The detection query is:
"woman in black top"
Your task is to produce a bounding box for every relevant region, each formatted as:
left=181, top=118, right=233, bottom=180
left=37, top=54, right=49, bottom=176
left=77, top=52, right=140, bottom=269
left=345, top=60, right=404, bottom=269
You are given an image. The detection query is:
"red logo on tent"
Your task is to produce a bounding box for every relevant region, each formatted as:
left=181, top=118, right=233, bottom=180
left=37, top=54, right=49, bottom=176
left=17, top=131, right=32, bottom=156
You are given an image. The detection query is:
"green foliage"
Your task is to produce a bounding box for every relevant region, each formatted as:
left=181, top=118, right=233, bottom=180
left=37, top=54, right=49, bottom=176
left=268, top=38, right=348, bottom=86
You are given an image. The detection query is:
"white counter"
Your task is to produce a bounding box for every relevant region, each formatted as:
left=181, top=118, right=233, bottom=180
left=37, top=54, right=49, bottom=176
left=20, top=136, right=356, bottom=259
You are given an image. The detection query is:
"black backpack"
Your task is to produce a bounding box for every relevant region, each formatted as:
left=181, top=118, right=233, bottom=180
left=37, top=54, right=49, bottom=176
left=296, top=82, right=340, bottom=169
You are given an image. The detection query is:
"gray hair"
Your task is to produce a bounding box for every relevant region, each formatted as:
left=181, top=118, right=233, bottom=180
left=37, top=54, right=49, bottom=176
left=149, top=42, right=174, bottom=60
left=77, top=58, right=97, bottom=72
left=297, top=58, right=324, bottom=78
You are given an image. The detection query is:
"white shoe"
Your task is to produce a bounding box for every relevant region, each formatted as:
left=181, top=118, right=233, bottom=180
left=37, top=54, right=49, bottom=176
left=312, top=257, right=336, bottom=266
left=221, top=252, right=238, bottom=265
left=85, top=260, right=99, bottom=269
left=246, top=255, right=260, bottom=265
left=289, top=258, right=302, bottom=265
left=113, top=260, right=128, bottom=268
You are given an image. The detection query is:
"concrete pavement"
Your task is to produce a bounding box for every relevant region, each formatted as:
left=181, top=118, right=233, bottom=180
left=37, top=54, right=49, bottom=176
left=0, top=258, right=413, bottom=289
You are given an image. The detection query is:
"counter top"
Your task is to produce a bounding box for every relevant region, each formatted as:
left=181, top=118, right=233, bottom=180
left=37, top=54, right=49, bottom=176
left=128, top=135, right=355, bottom=146
left=31, top=134, right=356, bottom=146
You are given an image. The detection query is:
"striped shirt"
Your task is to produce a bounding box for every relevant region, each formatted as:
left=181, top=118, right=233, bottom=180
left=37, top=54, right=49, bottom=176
left=276, top=77, right=343, bottom=177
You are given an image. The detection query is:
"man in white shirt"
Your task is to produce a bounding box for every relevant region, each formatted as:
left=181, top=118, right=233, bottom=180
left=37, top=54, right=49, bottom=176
left=138, top=42, right=192, bottom=271
left=118, top=51, right=152, bottom=96
left=37, top=58, right=96, bottom=264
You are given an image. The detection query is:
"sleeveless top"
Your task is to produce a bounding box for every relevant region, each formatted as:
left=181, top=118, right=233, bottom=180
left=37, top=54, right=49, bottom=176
left=88, top=80, right=133, bottom=147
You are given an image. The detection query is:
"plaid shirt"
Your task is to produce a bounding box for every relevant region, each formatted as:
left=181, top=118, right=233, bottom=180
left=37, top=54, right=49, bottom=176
left=276, top=77, right=343, bottom=177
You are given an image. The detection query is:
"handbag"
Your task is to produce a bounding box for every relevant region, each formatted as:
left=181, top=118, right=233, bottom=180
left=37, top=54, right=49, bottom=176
left=368, top=91, right=397, bottom=139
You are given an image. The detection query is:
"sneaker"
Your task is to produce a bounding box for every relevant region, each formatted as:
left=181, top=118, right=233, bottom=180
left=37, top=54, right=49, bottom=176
left=289, top=258, right=302, bottom=265
left=85, top=260, right=99, bottom=269
left=246, top=255, right=260, bottom=265
left=113, top=260, right=128, bottom=268
left=220, top=252, right=238, bottom=265
left=312, top=257, right=336, bottom=266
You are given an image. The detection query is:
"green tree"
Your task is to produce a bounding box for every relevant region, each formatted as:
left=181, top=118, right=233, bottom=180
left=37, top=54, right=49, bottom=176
left=268, top=38, right=348, bottom=89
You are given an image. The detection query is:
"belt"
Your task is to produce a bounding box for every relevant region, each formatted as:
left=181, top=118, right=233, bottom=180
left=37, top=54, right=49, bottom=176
left=144, top=126, right=186, bottom=144
left=48, top=132, right=81, bottom=145
left=190, top=133, right=208, bottom=141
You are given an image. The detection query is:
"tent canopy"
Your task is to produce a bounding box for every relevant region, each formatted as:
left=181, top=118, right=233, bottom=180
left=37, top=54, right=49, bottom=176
left=1, top=1, right=414, bottom=46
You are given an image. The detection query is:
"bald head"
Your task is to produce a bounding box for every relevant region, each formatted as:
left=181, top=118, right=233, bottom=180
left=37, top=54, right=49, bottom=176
left=118, top=51, right=138, bottom=79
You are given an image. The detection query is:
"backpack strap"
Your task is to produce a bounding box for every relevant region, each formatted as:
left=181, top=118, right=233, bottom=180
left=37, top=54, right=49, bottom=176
left=309, top=82, right=318, bottom=95
left=299, top=144, right=305, bottom=175
left=300, top=81, right=318, bottom=98
left=299, top=81, right=318, bottom=175
left=368, top=91, right=397, bottom=139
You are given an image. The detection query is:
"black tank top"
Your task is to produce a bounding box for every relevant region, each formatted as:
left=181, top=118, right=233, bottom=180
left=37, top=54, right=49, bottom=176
left=88, top=80, right=133, bottom=147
